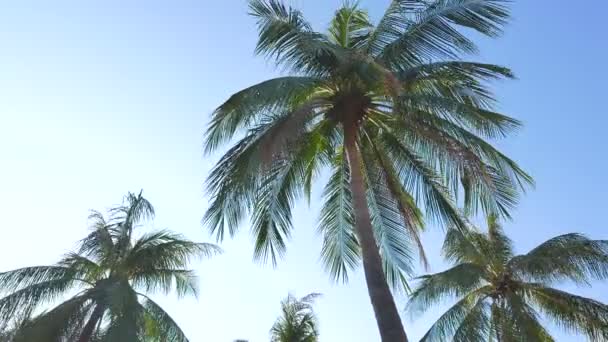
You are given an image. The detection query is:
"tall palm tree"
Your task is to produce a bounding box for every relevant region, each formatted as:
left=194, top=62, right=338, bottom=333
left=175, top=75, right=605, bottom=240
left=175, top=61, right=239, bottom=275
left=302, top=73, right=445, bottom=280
left=409, top=215, right=608, bottom=341
left=0, top=192, right=220, bottom=342
left=270, top=293, right=320, bottom=342
left=203, top=1, right=532, bottom=340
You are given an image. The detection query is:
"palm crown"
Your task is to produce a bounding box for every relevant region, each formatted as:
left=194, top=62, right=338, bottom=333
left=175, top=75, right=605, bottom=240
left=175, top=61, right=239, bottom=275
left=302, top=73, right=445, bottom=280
left=0, top=192, right=220, bottom=342
left=270, top=293, right=320, bottom=342
left=204, top=0, right=531, bottom=340
left=410, top=215, right=608, bottom=341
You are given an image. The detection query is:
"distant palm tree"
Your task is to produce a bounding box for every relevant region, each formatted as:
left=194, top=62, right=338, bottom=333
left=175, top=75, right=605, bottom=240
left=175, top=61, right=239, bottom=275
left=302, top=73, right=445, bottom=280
left=0, top=192, right=220, bottom=342
left=270, top=293, right=320, bottom=342
left=204, top=0, right=531, bottom=340
left=409, top=215, right=608, bottom=341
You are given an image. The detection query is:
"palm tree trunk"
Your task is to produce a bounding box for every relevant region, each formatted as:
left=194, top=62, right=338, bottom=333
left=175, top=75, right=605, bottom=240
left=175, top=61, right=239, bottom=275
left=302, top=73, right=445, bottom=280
left=77, top=304, right=104, bottom=342
left=343, top=120, right=408, bottom=342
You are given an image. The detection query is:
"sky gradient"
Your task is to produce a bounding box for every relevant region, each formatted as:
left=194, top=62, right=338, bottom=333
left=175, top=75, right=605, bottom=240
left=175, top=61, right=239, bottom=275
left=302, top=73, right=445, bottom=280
left=0, top=1, right=607, bottom=341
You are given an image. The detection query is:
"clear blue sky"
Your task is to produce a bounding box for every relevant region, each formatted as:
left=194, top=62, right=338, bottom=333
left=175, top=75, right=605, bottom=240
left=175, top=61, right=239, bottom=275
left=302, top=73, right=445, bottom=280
left=0, top=1, right=606, bottom=341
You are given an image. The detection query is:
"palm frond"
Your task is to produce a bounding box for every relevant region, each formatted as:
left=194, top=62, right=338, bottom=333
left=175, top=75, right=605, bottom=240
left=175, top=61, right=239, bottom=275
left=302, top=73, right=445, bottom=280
left=400, top=94, right=522, bottom=144
left=328, top=3, right=373, bottom=48
left=113, top=190, right=155, bottom=227
left=404, top=112, right=532, bottom=189
left=368, top=137, right=428, bottom=269
left=127, top=231, right=219, bottom=296
left=380, top=131, right=465, bottom=229
left=251, top=119, right=334, bottom=265
left=318, top=152, right=359, bottom=283
left=362, top=147, right=417, bottom=291
left=452, top=298, right=491, bottom=342
left=79, top=221, right=116, bottom=266
left=379, top=0, right=511, bottom=68
left=204, top=76, right=321, bottom=152
left=0, top=266, right=75, bottom=294
left=399, top=61, right=515, bottom=112
left=0, top=278, right=78, bottom=322
left=250, top=156, right=302, bottom=265
left=58, top=253, right=103, bottom=286
left=509, top=234, right=608, bottom=285
left=419, top=288, right=489, bottom=342
left=526, top=285, right=608, bottom=341
left=133, top=269, right=199, bottom=299
left=400, top=61, right=514, bottom=85
left=204, top=130, right=267, bottom=241
left=249, top=0, right=340, bottom=75
left=501, top=292, right=555, bottom=341
left=441, top=228, right=485, bottom=265
left=485, top=214, right=513, bottom=268
left=408, top=263, right=486, bottom=313
left=205, top=112, right=329, bottom=241
left=387, top=105, right=532, bottom=218
left=365, top=0, right=425, bottom=56
left=256, top=99, right=326, bottom=167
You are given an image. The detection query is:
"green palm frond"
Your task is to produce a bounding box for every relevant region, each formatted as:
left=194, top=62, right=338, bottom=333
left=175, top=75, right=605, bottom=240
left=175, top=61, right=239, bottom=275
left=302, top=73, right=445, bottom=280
left=526, top=285, right=608, bottom=341
left=204, top=130, right=267, bottom=240
left=409, top=263, right=486, bottom=314
left=395, top=109, right=521, bottom=217
left=251, top=139, right=312, bottom=265
left=451, top=298, right=491, bottom=342
left=249, top=0, right=340, bottom=76
left=419, top=288, right=489, bottom=342
left=0, top=278, right=78, bottom=322
left=400, top=61, right=514, bottom=84
left=205, top=114, right=332, bottom=242
left=362, top=148, right=416, bottom=291
left=0, top=266, right=76, bottom=294
left=370, top=140, right=428, bottom=269
left=255, top=100, right=328, bottom=167
left=318, top=153, right=359, bottom=283
left=79, top=219, right=116, bottom=266
left=509, top=233, right=608, bottom=285
left=127, top=230, right=220, bottom=296
left=128, top=230, right=220, bottom=268
left=111, top=190, right=155, bottom=228
left=380, top=131, right=466, bottom=229
left=204, top=76, right=322, bottom=152
left=133, top=269, right=198, bottom=299
left=399, top=61, right=515, bottom=111
left=379, top=0, right=511, bottom=67
left=329, top=3, right=373, bottom=48
left=398, top=94, right=521, bottom=145
left=441, top=227, right=485, bottom=264
left=501, top=292, right=555, bottom=342
left=365, top=0, right=425, bottom=56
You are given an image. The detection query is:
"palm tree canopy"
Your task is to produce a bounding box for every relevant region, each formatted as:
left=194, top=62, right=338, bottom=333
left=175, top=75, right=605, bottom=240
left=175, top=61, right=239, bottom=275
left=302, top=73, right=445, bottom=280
left=0, top=191, right=221, bottom=342
left=204, top=0, right=532, bottom=291
left=409, top=215, right=608, bottom=341
left=270, top=293, right=320, bottom=342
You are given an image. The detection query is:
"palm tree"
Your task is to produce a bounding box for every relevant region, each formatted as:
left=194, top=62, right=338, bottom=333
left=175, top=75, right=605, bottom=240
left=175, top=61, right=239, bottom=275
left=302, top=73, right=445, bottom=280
left=409, top=215, right=608, bottom=341
left=203, top=1, right=532, bottom=340
left=270, top=293, right=320, bottom=342
left=0, top=192, right=220, bottom=342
